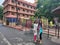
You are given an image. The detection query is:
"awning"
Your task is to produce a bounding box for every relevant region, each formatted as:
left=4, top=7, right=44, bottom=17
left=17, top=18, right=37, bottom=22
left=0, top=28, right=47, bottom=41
left=6, top=15, right=17, bottom=18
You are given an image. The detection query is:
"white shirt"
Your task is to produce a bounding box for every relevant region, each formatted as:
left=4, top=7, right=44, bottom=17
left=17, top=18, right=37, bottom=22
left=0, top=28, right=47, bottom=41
left=33, top=23, right=38, bottom=35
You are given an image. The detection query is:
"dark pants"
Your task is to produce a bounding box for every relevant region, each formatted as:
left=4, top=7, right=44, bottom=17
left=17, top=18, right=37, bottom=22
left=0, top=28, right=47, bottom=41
left=39, top=33, right=42, bottom=40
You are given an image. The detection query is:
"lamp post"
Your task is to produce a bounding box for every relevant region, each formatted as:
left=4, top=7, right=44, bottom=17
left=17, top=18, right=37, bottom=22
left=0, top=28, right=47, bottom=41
left=13, top=0, right=18, bottom=25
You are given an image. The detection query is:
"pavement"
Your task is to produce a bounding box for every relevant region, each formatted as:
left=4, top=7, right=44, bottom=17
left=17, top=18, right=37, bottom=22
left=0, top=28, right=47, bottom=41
left=43, top=28, right=60, bottom=44
left=4, top=24, right=60, bottom=36
left=0, top=24, right=60, bottom=45
left=3, top=25, right=31, bottom=31
left=51, top=36, right=60, bottom=44
left=0, top=32, right=11, bottom=45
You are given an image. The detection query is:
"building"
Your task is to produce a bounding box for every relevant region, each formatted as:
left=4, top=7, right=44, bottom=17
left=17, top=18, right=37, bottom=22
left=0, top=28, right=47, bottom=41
left=52, top=6, right=60, bottom=23
left=52, top=6, right=60, bottom=15
left=3, top=0, right=36, bottom=26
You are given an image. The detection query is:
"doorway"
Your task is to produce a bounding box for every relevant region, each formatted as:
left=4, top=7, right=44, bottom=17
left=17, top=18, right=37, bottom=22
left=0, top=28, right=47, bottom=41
left=6, top=20, right=9, bottom=25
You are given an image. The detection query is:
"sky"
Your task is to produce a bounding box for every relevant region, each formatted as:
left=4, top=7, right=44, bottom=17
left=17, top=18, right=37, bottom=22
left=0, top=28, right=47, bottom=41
left=0, top=0, right=4, bottom=5
left=25, top=0, right=34, bottom=3
left=0, top=0, right=34, bottom=6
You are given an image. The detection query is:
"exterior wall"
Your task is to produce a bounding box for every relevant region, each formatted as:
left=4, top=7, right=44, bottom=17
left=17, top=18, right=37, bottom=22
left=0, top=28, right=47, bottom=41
left=3, top=16, right=6, bottom=25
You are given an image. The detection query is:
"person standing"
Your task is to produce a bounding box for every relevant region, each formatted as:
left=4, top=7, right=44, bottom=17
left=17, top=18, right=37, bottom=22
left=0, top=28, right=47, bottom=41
left=39, top=20, right=43, bottom=44
left=33, top=21, right=38, bottom=42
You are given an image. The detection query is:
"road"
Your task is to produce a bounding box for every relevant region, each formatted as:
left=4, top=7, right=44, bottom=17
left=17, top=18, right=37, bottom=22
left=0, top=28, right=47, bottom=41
left=0, top=24, right=60, bottom=45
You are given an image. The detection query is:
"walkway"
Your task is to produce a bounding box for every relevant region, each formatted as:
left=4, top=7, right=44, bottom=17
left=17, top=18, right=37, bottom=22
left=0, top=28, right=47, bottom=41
left=0, top=24, right=60, bottom=45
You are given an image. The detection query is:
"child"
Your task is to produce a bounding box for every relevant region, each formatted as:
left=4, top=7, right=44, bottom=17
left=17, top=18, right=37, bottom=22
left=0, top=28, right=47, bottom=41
left=33, top=21, right=38, bottom=42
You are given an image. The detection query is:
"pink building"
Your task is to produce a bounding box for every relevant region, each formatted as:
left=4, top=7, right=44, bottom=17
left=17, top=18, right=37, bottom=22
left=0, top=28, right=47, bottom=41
left=3, top=0, right=36, bottom=26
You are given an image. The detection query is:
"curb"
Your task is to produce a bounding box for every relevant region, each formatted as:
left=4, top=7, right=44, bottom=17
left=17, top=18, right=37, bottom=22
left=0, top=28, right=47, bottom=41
left=3, top=25, right=23, bottom=31
left=2, top=25, right=31, bottom=31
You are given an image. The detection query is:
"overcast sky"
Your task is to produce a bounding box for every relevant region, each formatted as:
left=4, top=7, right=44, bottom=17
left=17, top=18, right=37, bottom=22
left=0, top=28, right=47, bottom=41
left=0, top=0, right=34, bottom=6
left=0, top=0, right=4, bottom=5
left=25, top=0, right=34, bottom=3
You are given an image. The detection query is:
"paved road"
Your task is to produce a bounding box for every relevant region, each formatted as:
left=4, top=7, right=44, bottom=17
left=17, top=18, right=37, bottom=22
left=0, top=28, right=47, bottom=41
left=0, top=24, right=60, bottom=45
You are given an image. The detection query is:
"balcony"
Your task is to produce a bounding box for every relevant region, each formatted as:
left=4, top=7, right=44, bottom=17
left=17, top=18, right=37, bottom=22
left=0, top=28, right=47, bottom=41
left=3, top=8, right=16, bottom=13
left=19, top=11, right=34, bottom=15
left=7, top=2, right=36, bottom=12
left=4, top=5, right=34, bottom=15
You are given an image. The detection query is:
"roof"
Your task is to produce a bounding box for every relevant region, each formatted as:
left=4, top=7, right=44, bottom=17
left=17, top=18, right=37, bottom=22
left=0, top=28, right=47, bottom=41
left=52, top=6, right=60, bottom=12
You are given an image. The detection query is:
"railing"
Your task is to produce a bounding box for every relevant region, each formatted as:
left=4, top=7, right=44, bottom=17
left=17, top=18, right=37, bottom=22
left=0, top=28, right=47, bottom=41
left=46, top=25, right=60, bottom=39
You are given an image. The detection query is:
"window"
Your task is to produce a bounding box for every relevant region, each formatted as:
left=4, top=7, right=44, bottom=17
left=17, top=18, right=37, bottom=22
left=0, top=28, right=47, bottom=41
left=16, top=7, right=20, bottom=11
left=34, top=12, right=35, bottom=14
left=18, top=13, right=20, bottom=15
left=23, top=4, right=25, bottom=6
left=23, top=14, right=24, bottom=16
left=12, top=0, right=18, bottom=4
left=27, top=15, right=29, bottom=17
left=12, top=13, right=15, bottom=15
left=31, top=6, right=32, bottom=9
left=27, top=10, right=29, bottom=12
left=6, top=12, right=9, bottom=15
left=12, top=0, right=15, bottom=3
left=20, top=2, right=22, bottom=5
left=34, top=7, right=36, bottom=9
left=25, top=15, right=27, bottom=17
left=18, top=2, right=20, bottom=5
left=30, top=16, right=32, bottom=18
left=6, top=0, right=8, bottom=2
left=31, top=11, right=32, bottom=13
left=27, top=5, right=29, bottom=8
left=29, top=16, right=30, bottom=18
left=23, top=9, right=25, bottom=12
left=12, top=6, right=15, bottom=10
left=18, top=8, right=20, bottom=11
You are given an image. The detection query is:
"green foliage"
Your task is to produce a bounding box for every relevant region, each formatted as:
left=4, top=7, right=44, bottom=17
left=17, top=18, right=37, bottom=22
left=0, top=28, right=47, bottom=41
left=35, top=0, right=60, bottom=21
left=0, top=6, right=3, bottom=20
left=41, top=17, right=48, bottom=27
left=30, top=16, right=35, bottom=23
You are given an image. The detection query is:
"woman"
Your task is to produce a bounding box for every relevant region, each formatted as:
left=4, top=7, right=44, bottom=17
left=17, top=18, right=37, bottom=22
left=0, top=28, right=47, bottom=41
left=38, top=20, right=43, bottom=43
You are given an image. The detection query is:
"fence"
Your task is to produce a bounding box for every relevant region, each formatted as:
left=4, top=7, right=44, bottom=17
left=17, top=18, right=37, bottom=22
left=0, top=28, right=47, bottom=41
left=44, top=25, right=60, bottom=39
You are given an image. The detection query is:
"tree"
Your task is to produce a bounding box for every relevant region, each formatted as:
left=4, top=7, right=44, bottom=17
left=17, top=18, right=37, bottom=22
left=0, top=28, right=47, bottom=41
left=0, top=6, right=3, bottom=20
left=30, top=16, right=35, bottom=23
left=35, top=0, right=60, bottom=21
